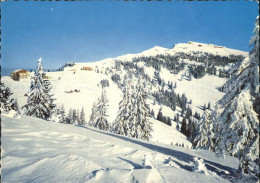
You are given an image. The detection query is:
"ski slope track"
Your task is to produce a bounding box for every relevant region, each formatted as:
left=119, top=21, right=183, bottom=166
left=2, top=115, right=239, bottom=183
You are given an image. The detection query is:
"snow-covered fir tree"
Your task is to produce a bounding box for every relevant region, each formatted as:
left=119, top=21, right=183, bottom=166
left=128, top=77, right=153, bottom=141
left=193, top=109, right=212, bottom=148
left=11, top=99, right=20, bottom=114
left=95, top=87, right=110, bottom=131
left=156, top=107, right=164, bottom=122
left=176, top=123, right=180, bottom=131
left=113, top=77, right=132, bottom=136
left=1, top=82, right=14, bottom=112
left=58, top=105, right=66, bottom=123
left=199, top=16, right=259, bottom=175
left=150, top=109, right=155, bottom=118
left=76, top=109, right=80, bottom=125
left=89, top=102, right=98, bottom=126
left=79, top=107, right=86, bottom=126
left=22, top=58, right=55, bottom=120
left=180, top=117, right=187, bottom=135
left=72, top=109, right=77, bottom=124
left=66, top=108, right=74, bottom=124
left=50, top=105, right=66, bottom=123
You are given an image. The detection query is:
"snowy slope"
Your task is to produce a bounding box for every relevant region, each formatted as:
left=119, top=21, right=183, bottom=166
left=1, top=64, right=225, bottom=118
left=1, top=74, right=192, bottom=147
left=171, top=42, right=248, bottom=57
left=1, top=41, right=248, bottom=148
left=2, top=114, right=239, bottom=183
left=114, top=42, right=248, bottom=62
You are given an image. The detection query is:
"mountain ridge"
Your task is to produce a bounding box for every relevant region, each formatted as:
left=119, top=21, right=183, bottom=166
left=68, top=41, right=248, bottom=66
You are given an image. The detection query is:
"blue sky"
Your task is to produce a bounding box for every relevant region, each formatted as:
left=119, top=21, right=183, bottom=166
left=1, top=1, right=258, bottom=69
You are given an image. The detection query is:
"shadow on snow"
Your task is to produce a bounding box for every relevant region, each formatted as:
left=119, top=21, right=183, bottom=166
left=80, top=125, right=237, bottom=179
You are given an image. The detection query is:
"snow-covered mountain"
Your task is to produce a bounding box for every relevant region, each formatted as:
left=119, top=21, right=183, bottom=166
left=114, top=41, right=248, bottom=61
left=1, top=41, right=248, bottom=147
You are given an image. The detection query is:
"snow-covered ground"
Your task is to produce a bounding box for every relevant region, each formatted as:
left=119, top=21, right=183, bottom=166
left=1, top=73, right=191, bottom=147
left=2, top=114, right=239, bottom=183
left=0, top=69, right=222, bottom=148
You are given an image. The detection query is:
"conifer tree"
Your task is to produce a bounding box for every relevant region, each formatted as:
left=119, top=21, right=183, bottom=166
left=79, top=107, right=86, bottom=126
left=185, top=107, right=192, bottom=119
left=76, top=109, right=80, bottom=124
left=95, top=87, right=110, bottom=131
left=196, top=109, right=214, bottom=150
left=186, top=118, right=193, bottom=139
left=0, top=82, right=15, bottom=112
left=157, top=108, right=163, bottom=122
left=58, top=105, right=66, bottom=123
left=66, top=108, right=73, bottom=124
left=22, top=58, right=55, bottom=120
left=72, top=109, right=77, bottom=124
left=207, top=102, right=211, bottom=110
left=11, top=99, right=20, bottom=114
left=176, top=123, right=180, bottom=131
left=113, top=78, right=131, bottom=136
left=50, top=105, right=60, bottom=122
left=167, top=117, right=172, bottom=126
left=150, top=109, right=155, bottom=118
left=176, top=113, right=180, bottom=123
left=89, top=102, right=97, bottom=126
left=129, top=78, right=153, bottom=140
left=197, top=16, right=259, bottom=175
left=172, top=95, right=176, bottom=111
left=181, top=118, right=187, bottom=135
left=163, top=116, right=167, bottom=124
left=213, top=16, right=259, bottom=175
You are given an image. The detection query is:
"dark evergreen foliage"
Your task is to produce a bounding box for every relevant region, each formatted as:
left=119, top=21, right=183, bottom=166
left=0, top=82, right=19, bottom=113
left=100, top=79, right=110, bottom=87
left=181, top=118, right=187, bottom=135
left=150, top=109, right=155, bottom=118
left=156, top=108, right=164, bottom=122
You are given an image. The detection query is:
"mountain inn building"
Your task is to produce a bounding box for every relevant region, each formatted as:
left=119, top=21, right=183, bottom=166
left=11, top=69, right=30, bottom=81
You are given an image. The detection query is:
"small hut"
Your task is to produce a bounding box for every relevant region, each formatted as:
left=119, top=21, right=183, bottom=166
left=81, top=66, right=92, bottom=71
left=11, top=69, right=30, bottom=81
left=214, top=45, right=223, bottom=48
left=42, top=73, right=51, bottom=80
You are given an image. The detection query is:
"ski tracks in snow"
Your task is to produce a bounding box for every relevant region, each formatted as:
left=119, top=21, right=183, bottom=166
left=140, top=153, right=167, bottom=183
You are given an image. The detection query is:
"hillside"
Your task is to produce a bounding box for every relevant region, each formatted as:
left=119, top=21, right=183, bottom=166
left=1, top=41, right=248, bottom=148
left=2, top=114, right=239, bottom=183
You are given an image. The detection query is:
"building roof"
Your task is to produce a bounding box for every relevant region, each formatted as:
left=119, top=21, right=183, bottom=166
left=12, top=69, right=29, bottom=74
left=82, top=66, right=92, bottom=69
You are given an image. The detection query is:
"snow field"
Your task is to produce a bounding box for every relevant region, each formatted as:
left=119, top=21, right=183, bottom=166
left=2, top=115, right=237, bottom=183
left=2, top=62, right=193, bottom=147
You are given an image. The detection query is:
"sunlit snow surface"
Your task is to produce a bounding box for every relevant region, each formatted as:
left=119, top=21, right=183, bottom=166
left=2, top=115, right=238, bottom=183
